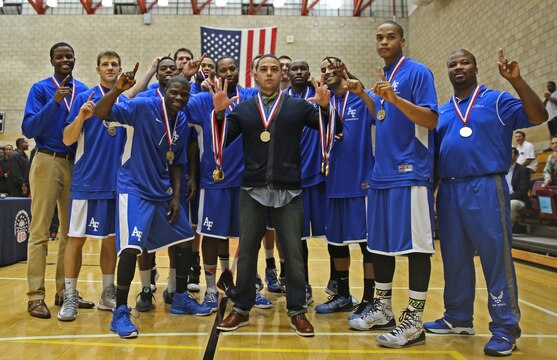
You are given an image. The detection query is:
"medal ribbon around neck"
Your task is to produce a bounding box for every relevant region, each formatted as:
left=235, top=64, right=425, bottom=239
left=452, top=85, right=481, bottom=128
left=51, top=76, right=76, bottom=113
left=157, top=88, right=178, bottom=161
left=228, top=88, right=240, bottom=112
left=211, top=110, right=228, bottom=171
left=319, top=101, right=337, bottom=175
left=97, top=85, right=119, bottom=103
left=288, top=86, right=310, bottom=100
left=256, top=90, right=284, bottom=133
left=333, top=90, right=350, bottom=122
left=379, top=56, right=406, bottom=107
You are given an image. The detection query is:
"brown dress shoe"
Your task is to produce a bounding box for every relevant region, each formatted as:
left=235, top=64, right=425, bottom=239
left=55, top=293, right=95, bottom=309
left=290, top=314, right=314, bottom=337
left=28, top=299, right=51, bottom=319
left=216, top=310, right=250, bottom=331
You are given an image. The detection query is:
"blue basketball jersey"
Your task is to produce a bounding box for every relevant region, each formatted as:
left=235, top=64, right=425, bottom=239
left=66, top=86, right=127, bottom=200
left=326, top=90, right=375, bottom=198
left=371, top=57, right=438, bottom=189
left=436, top=86, right=532, bottom=179
left=286, top=86, right=325, bottom=188
left=186, top=87, right=259, bottom=189
left=109, top=96, right=190, bottom=201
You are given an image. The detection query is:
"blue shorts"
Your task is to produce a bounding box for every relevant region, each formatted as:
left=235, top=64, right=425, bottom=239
left=367, top=186, right=435, bottom=255
left=302, top=182, right=326, bottom=240
left=68, top=199, right=116, bottom=238
left=325, top=196, right=367, bottom=245
left=116, top=193, right=194, bottom=255
left=196, top=187, right=240, bottom=239
left=181, top=191, right=199, bottom=228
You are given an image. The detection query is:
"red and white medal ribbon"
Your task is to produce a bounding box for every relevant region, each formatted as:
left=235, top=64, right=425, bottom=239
left=319, top=103, right=337, bottom=175
left=452, top=85, right=481, bottom=129
left=288, top=87, right=310, bottom=100
left=333, top=90, right=350, bottom=122
left=211, top=110, right=228, bottom=171
left=256, top=90, right=284, bottom=133
left=228, top=88, right=240, bottom=112
left=98, top=84, right=118, bottom=103
left=51, top=76, right=76, bottom=113
left=157, top=88, right=177, bottom=160
left=379, top=56, right=406, bottom=107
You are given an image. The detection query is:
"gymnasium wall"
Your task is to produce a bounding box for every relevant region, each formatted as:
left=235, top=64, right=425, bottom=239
left=0, top=15, right=401, bottom=145
left=408, top=0, right=556, bottom=149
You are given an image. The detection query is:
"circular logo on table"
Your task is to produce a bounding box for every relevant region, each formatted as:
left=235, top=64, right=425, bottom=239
left=14, top=210, right=30, bottom=243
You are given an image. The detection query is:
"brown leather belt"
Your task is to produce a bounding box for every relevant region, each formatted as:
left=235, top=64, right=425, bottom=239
left=37, top=148, right=74, bottom=161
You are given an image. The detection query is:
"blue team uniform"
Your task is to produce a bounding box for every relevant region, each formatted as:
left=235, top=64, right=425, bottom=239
left=66, top=86, right=127, bottom=238
left=22, top=75, right=89, bottom=154
left=367, top=57, right=438, bottom=255
left=287, top=86, right=327, bottom=240
left=186, top=88, right=259, bottom=238
left=108, top=96, right=194, bottom=254
left=435, top=85, right=529, bottom=340
left=326, top=90, right=375, bottom=245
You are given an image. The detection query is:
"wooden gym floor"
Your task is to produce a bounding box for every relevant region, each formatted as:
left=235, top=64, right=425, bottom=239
left=0, top=238, right=555, bottom=359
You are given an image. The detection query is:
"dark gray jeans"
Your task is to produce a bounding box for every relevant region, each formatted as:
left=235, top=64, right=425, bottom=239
left=232, top=189, right=307, bottom=317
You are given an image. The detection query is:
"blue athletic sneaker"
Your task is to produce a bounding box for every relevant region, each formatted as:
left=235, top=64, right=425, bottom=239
left=254, top=290, right=272, bottom=309
left=315, top=294, right=353, bottom=314
left=484, top=336, right=516, bottom=357
left=110, top=305, right=138, bottom=338
left=305, top=284, right=314, bottom=306
left=423, top=317, right=475, bottom=335
left=265, top=267, right=281, bottom=293
left=170, top=292, right=212, bottom=316
left=202, top=291, right=218, bottom=313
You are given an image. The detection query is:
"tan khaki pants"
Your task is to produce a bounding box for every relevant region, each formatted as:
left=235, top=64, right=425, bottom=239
left=26, top=151, right=72, bottom=301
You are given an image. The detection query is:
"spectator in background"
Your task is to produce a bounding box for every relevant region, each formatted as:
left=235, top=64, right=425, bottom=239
left=508, top=147, right=531, bottom=223
left=4, top=144, right=13, bottom=160
left=543, top=136, right=557, bottom=186
left=514, top=130, right=538, bottom=173
left=544, top=81, right=557, bottom=149
left=0, top=147, right=10, bottom=194
left=8, top=138, right=30, bottom=197
left=279, top=55, right=292, bottom=90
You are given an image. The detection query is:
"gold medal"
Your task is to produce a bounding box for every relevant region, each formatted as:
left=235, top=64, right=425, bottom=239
left=213, top=169, right=225, bottom=182
left=260, top=130, right=271, bottom=143
left=321, top=161, right=325, bottom=174
left=377, top=109, right=386, bottom=121
left=166, top=150, right=175, bottom=162
left=325, top=164, right=329, bottom=176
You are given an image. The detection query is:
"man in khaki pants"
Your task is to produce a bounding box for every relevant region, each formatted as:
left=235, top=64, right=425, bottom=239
left=21, top=42, right=91, bottom=318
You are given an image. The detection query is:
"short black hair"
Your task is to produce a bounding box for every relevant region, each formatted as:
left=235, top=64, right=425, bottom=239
left=173, top=48, right=194, bottom=61
left=166, top=75, right=191, bottom=89
left=289, top=59, right=309, bottom=71
left=380, top=21, right=404, bottom=37
left=448, top=49, right=477, bottom=67
left=278, top=55, right=292, bottom=62
left=15, top=138, right=25, bottom=148
left=157, top=56, right=176, bottom=72
left=216, top=56, right=237, bottom=72
left=255, top=54, right=280, bottom=70
left=515, top=130, right=526, bottom=137
left=549, top=81, right=556, bottom=86
left=50, top=42, right=74, bottom=59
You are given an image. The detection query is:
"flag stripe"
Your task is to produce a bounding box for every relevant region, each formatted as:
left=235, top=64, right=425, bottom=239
left=259, top=29, right=266, bottom=55
left=270, top=27, right=277, bottom=54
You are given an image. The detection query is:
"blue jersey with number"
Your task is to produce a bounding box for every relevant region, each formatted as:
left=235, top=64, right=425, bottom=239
left=109, top=96, right=190, bottom=201
left=436, top=85, right=532, bottom=179
left=66, top=86, right=127, bottom=200
left=185, top=87, right=259, bottom=189
left=327, top=90, right=375, bottom=198
left=371, top=57, right=438, bottom=189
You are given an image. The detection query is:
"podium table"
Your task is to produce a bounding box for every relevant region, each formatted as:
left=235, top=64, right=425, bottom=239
left=0, top=197, right=31, bottom=266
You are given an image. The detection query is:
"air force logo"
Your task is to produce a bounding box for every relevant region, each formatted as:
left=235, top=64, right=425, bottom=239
left=14, top=210, right=30, bottom=243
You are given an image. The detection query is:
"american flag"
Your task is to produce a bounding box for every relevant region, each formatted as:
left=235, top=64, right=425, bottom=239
left=200, top=26, right=278, bottom=88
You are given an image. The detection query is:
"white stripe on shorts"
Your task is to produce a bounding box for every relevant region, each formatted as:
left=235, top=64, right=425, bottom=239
left=68, top=199, right=88, bottom=237
left=410, top=186, right=435, bottom=253
left=119, top=193, right=130, bottom=250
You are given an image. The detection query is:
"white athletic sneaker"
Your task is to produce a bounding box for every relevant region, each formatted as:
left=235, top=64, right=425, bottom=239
left=57, top=288, right=78, bottom=321
left=98, top=284, right=117, bottom=311
left=348, top=298, right=396, bottom=331
left=376, top=309, right=426, bottom=348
